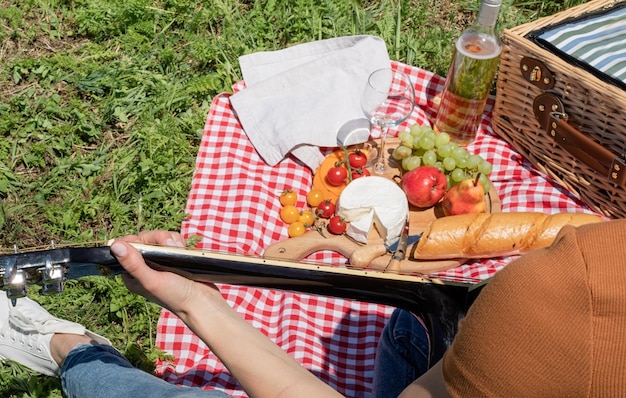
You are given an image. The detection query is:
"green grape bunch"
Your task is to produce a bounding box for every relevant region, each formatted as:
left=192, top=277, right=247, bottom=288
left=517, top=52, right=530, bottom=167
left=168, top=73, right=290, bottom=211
left=392, top=124, right=493, bottom=192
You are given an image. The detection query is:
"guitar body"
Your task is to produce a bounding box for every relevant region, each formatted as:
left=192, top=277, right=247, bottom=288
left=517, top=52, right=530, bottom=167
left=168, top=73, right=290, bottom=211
left=1, top=243, right=488, bottom=363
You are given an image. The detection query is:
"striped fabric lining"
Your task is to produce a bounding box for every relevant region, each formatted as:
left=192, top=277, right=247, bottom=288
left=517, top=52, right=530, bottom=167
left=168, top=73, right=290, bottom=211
left=537, top=5, right=626, bottom=84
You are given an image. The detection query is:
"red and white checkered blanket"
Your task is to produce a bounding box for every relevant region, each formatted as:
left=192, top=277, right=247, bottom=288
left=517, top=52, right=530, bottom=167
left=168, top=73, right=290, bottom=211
left=154, top=61, right=597, bottom=397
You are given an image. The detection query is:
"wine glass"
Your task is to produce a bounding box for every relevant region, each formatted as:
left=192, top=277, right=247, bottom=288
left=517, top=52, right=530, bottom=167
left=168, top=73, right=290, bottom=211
left=361, top=68, right=415, bottom=174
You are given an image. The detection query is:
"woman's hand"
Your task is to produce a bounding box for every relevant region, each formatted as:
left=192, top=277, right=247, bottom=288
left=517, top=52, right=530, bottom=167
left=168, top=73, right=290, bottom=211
left=109, top=230, right=221, bottom=318
left=110, top=230, right=344, bottom=398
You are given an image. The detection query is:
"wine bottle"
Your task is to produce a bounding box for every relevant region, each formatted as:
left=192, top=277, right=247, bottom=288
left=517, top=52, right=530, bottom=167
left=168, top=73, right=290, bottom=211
left=433, top=0, right=502, bottom=145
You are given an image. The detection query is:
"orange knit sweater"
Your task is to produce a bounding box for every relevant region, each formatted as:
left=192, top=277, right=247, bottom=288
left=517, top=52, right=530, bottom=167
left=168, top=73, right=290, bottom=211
left=442, top=218, right=626, bottom=397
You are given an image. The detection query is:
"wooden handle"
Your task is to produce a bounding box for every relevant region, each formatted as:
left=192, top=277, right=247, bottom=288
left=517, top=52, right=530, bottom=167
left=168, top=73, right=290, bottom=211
left=349, top=244, right=387, bottom=267
left=263, top=231, right=466, bottom=274
left=386, top=258, right=402, bottom=273
left=263, top=231, right=362, bottom=261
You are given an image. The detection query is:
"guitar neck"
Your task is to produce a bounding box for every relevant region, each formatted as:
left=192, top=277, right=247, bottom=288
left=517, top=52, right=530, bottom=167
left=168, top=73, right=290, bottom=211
left=143, top=244, right=484, bottom=312
left=1, top=243, right=487, bottom=351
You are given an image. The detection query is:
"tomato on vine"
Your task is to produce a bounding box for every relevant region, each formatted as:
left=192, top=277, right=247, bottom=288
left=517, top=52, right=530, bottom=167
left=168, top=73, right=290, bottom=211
left=316, top=200, right=335, bottom=219
left=326, top=166, right=347, bottom=186
left=306, top=188, right=325, bottom=207
left=279, top=190, right=298, bottom=206
left=351, top=168, right=370, bottom=180
left=348, top=150, right=367, bottom=169
left=288, top=221, right=307, bottom=237
left=298, top=210, right=315, bottom=226
left=327, top=215, right=347, bottom=235
left=280, top=205, right=300, bottom=224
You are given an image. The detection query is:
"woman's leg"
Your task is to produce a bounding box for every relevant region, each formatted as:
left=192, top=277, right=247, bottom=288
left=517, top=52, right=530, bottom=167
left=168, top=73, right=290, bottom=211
left=0, top=293, right=228, bottom=398
left=371, top=309, right=431, bottom=398
left=60, top=343, right=229, bottom=398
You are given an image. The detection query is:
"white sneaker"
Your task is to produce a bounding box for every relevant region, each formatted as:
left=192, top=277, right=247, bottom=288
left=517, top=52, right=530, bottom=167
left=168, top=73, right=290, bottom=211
left=0, top=291, right=111, bottom=376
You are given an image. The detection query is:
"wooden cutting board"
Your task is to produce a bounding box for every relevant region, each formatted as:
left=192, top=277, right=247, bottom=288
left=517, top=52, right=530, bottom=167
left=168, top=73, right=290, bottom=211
left=263, top=138, right=502, bottom=275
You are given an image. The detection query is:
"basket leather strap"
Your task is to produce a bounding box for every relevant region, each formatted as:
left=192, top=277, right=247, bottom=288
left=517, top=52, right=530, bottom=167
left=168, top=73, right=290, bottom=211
left=533, top=93, right=626, bottom=186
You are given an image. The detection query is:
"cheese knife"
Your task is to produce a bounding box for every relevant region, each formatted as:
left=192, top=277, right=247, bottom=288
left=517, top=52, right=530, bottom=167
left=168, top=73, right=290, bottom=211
left=349, top=224, right=421, bottom=267
left=386, top=218, right=411, bottom=272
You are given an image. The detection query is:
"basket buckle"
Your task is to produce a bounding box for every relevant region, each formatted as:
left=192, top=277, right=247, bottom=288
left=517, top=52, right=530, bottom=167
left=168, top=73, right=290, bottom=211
left=520, top=57, right=555, bottom=90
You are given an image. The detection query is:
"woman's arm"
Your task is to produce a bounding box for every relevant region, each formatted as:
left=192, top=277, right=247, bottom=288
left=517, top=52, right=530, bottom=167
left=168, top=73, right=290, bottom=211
left=110, top=231, right=343, bottom=398
left=398, top=360, right=451, bottom=398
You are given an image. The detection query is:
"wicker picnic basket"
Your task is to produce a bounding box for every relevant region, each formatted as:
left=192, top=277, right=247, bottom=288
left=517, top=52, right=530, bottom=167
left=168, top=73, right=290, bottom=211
left=491, top=0, right=626, bottom=219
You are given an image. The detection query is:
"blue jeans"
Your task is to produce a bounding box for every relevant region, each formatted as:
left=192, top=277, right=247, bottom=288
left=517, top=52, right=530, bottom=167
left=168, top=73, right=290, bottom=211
left=60, top=344, right=230, bottom=398
left=371, top=309, right=436, bottom=398
left=60, top=310, right=436, bottom=398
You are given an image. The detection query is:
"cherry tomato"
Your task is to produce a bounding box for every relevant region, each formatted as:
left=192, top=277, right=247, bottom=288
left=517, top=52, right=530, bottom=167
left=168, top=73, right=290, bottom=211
left=316, top=199, right=335, bottom=219
left=298, top=210, right=315, bottom=227
left=306, top=188, right=325, bottom=207
left=326, top=166, right=347, bottom=186
left=348, top=150, right=367, bottom=168
left=327, top=215, right=347, bottom=235
left=280, top=205, right=300, bottom=224
left=351, top=167, right=370, bottom=180
left=288, top=221, right=307, bottom=237
left=279, top=190, right=298, bottom=206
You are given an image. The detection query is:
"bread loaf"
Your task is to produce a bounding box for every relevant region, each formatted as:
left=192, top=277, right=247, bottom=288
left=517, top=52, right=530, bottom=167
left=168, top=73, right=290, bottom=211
left=413, top=212, right=603, bottom=260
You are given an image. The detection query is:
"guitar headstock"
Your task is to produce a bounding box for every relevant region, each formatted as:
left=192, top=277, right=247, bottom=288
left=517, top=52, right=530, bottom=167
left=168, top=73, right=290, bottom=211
left=0, top=244, right=120, bottom=302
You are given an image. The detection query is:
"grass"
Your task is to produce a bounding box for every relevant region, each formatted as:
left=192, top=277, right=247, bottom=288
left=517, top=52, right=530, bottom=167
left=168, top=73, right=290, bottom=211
left=0, top=0, right=586, bottom=396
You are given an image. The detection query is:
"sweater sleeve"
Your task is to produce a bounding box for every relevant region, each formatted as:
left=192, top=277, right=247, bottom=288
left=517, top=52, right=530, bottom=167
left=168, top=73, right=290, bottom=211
left=442, top=224, right=593, bottom=397
left=442, top=219, right=626, bottom=397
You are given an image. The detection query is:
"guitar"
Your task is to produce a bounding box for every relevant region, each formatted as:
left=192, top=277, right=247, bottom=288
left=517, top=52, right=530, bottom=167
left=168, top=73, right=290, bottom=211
left=0, top=243, right=488, bottom=362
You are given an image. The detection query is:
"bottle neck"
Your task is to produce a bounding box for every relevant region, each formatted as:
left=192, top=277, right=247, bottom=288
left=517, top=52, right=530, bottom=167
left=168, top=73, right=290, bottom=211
left=476, top=0, right=501, bottom=29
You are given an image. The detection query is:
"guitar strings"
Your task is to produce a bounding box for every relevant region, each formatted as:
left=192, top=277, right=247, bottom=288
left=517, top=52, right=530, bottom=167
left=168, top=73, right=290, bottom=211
left=0, top=243, right=481, bottom=285
left=0, top=240, right=109, bottom=255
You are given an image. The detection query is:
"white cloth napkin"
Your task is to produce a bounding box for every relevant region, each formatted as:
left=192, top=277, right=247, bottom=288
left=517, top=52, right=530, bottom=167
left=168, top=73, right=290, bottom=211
left=230, top=35, right=390, bottom=171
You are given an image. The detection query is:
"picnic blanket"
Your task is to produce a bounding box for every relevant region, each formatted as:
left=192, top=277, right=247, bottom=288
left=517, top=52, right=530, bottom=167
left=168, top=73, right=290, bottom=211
left=153, top=61, right=598, bottom=397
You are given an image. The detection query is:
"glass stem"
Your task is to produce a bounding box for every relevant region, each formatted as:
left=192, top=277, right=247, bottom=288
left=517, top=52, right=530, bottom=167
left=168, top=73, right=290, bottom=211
left=374, top=127, right=389, bottom=174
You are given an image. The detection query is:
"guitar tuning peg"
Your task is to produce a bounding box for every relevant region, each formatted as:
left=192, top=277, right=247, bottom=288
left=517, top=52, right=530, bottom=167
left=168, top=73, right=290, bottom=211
left=41, top=254, right=64, bottom=295
left=7, top=279, right=27, bottom=306
left=3, top=257, right=27, bottom=305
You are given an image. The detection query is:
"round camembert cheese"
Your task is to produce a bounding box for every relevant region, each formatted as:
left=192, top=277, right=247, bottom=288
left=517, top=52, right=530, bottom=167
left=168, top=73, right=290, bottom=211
left=336, top=176, right=409, bottom=247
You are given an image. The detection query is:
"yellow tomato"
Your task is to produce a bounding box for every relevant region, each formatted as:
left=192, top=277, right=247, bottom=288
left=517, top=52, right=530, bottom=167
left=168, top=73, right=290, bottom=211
left=298, top=210, right=315, bottom=227
left=280, top=205, right=300, bottom=224
left=288, top=221, right=306, bottom=237
left=306, top=188, right=325, bottom=207
left=280, top=190, right=298, bottom=206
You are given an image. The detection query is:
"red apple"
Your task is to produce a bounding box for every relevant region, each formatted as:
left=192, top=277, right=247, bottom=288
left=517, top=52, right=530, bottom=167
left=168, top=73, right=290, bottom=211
left=400, top=166, right=447, bottom=208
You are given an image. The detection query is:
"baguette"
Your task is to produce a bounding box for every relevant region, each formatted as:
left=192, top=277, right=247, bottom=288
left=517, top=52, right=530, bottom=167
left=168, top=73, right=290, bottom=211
left=413, top=212, right=603, bottom=260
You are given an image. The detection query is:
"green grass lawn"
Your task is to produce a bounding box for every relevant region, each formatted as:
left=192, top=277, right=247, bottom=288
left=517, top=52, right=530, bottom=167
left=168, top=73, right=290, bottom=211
left=0, top=0, right=585, bottom=395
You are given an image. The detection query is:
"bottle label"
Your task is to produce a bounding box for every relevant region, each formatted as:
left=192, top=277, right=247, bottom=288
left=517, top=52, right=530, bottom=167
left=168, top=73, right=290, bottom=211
left=433, top=32, right=501, bottom=144
left=449, top=34, right=501, bottom=99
